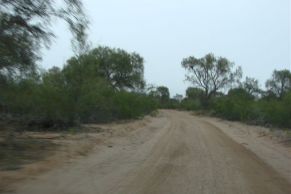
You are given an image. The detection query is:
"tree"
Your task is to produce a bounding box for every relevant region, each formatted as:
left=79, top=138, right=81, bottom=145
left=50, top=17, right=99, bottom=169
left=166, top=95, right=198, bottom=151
left=156, top=86, right=170, bottom=102
left=182, top=53, right=242, bottom=103
left=149, top=86, right=170, bottom=102
left=266, top=69, right=291, bottom=99
left=92, top=47, right=145, bottom=91
left=173, top=94, right=183, bottom=102
left=186, top=87, right=204, bottom=100
left=0, top=0, right=88, bottom=77
left=42, top=67, right=64, bottom=86
left=64, top=47, right=145, bottom=91
left=241, top=77, right=261, bottom=97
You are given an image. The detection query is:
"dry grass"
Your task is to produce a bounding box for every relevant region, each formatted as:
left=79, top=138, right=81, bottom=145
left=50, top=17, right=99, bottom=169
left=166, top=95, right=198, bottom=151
left=0, top=137, right=56, bottom=171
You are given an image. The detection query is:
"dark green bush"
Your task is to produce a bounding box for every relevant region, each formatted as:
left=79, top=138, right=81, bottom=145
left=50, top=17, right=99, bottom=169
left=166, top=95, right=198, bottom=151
left=112, top=91, right=158, bottom=120
left=256, top=93, right=291, bottom=128
left=180, top=99, right=202, bottom=111
left=0, top=47, right=158, bottom=129
left=211, top=88, right=253, bottom=121
left=210, top=90, right=291, bottom=128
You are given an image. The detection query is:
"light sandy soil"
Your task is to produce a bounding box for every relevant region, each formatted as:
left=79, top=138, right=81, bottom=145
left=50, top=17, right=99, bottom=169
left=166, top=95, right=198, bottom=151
left=1, top=110, right=291, bottom=194
left=199, top=115, right=291, bottom=183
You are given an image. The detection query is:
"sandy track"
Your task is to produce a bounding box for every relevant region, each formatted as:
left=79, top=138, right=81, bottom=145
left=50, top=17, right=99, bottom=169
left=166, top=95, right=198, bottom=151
left=3, top=110, right=291, bottom=194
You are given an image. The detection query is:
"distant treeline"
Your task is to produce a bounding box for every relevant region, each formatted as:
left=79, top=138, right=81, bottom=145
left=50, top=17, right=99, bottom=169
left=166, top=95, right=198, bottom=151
left=1, top=47, right=291, bottom=130
left=166, top=85, right=291, bottom=129
left=1, top=1, right=290, bottom=130
left=160, top=54, right=291, bottom=129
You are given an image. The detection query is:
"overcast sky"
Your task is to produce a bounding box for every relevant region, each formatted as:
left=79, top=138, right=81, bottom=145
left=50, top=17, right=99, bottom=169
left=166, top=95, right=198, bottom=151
left=42, top=0, right=290, bottom=96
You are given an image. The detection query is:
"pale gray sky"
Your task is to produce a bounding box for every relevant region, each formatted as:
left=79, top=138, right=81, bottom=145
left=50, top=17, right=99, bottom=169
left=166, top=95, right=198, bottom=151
left=42, top=0, right=290, bottom=96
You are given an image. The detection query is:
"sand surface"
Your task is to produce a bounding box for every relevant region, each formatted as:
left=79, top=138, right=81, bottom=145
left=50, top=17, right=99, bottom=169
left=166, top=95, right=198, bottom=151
left=1, top=110, right=291, bottom=194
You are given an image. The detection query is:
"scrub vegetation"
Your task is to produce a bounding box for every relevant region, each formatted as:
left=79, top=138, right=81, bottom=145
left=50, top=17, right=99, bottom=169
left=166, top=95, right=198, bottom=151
left=0, top=46, right=158, bottom=128
left=0, top=0, right=290, bottom=132
left=0, top=1, right=158, bottom=129
left=170, top=54, right=291, bottom=129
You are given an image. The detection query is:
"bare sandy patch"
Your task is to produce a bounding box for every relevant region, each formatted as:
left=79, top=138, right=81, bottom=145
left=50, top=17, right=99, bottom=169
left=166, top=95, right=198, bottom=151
left=199, top=115, right=291, bottom=183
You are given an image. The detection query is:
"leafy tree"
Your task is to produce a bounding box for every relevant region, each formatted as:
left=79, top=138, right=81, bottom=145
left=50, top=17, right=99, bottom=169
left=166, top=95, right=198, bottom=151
left=42, top=67, right=64, bottom=86
left=186, top=87, right=204, bottom=100
left=157, top=86, right=170, bottom=101
left=0, top=45, right=158, bottom=128
left=182, top=53, right=242, bottom=104
left=181, top=87, right=205, bottom=110
left=241, top=77, right=261, bottom=97
left=173, top=94, right=183, bottom=102
left=0, top=0, right=88, bottom=77
left=266, top=69, right=291, bottom=98
left=64, top=47, right=145, bottom=91
left=150, top=86, right=170, bottom=102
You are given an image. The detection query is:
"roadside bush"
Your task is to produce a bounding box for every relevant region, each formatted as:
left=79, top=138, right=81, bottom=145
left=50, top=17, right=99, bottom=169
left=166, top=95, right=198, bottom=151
left=112, top=91, right=158, bottom=120
left=257, top=93, right=291, bottom=128
left=210, top=90, right=291, bottom=129
left=211, top=88, right=254, bottom=121
left=180, top=99, right=202, bottom=111
left=0, top=47, right=158, bottom=129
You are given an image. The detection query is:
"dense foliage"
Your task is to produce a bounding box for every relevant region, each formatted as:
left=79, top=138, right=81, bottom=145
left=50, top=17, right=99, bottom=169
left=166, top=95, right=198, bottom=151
left=182, top=53, right=242, bottom=107
left=0, top=0, right=88, bottom=80
left=179, top=64, right=291, bottom=129
left=1, top=1, right=290, bottom=132
left=0, top=1, right=157, bottom=130
left=211, top=90, right=291, bottom=128
left=149, top=86, right=170, bottom=107
left=0, top=47, right=157, bottom=129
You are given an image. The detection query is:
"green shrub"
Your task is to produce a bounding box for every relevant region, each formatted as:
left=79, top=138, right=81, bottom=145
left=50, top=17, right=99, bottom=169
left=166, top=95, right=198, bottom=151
left=0, top=47, right=158, bottom=129
left=112, top=92, right=158, bottom=120
left=211, top=89, right=254, bottom=121
left=180, top=99, right=202, bottom=111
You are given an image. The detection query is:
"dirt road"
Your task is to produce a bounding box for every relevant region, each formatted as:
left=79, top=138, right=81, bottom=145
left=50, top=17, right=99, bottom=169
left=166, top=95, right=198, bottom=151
left=3, top=110, right=291, bottom=194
